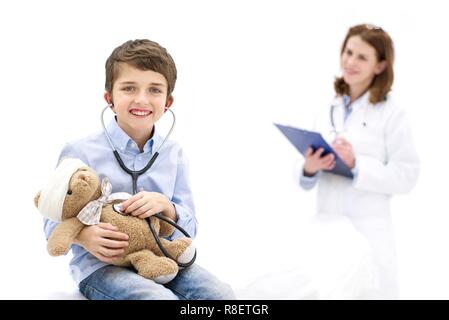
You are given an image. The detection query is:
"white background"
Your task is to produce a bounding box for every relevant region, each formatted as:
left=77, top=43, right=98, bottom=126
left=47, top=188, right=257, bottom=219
left=0, top=0, right=448, bottom=299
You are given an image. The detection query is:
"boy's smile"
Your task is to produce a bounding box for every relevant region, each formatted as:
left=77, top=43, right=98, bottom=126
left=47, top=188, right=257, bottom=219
left=105, top=63, right=174, bottom=151
left=129, top=108, right=153, bottom=117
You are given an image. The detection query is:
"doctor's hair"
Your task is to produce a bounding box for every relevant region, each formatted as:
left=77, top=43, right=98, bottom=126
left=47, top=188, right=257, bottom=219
left=105, top=39, right=177, bottom=98
left=334, top=24, right=394, bottom=104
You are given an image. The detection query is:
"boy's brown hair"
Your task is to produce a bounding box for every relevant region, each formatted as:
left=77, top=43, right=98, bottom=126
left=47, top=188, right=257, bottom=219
left=334, top=24, right=394, bottom=104
left=105, top=39, right=177, bottom=98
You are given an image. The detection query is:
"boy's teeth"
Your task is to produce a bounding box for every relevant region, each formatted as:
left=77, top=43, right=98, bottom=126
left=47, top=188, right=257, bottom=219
left=131, top=110, right=151, bottom=116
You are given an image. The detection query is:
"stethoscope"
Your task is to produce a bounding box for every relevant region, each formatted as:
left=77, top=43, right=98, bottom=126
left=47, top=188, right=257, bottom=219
left=329, top=104, right=348, bottom=139
left=101, top=105, right=196, bottom=268
left=329, top=104, right=340, bottom=138
left=330, top=101, right=367, bottom=138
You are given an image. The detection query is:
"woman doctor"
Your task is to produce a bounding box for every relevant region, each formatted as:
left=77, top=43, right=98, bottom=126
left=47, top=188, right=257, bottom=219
left=297, top=24, right=420, bottom=299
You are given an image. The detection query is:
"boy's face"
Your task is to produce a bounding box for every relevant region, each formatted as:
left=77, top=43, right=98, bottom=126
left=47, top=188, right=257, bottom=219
left=104, top=63, right=173, bottom=137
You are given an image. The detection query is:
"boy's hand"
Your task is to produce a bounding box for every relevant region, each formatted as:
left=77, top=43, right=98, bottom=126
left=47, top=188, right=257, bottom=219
left=74, top=223, right=129, bottom=264
left=331, top=137, right=356, bottom=169
left=120, top=191, right=177, bottom=221
left=303, top=147, right=336, bottom=176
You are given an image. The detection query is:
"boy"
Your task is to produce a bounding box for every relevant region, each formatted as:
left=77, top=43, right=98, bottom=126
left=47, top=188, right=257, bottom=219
left=43, top=39, right=235, bottom=300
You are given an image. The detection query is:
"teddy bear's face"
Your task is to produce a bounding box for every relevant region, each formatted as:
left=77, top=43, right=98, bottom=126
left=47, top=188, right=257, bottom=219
left=61, top=167, right=102, bottom=220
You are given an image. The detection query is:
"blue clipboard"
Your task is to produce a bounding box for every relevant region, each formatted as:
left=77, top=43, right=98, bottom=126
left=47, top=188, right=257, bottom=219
left=274, top=123, right=353, bottom=179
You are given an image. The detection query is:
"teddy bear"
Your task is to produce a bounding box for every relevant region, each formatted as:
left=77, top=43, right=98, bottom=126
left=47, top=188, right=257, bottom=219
left=35, top=158, right=196, bottom=284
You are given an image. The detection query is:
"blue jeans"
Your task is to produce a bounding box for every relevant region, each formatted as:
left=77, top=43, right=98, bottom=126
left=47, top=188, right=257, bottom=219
left=79, top=264, right=235, bottom=300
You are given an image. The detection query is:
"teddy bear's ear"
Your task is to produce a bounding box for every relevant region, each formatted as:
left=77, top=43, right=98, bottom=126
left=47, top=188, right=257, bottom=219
left=34, top=191, right=41, bottom=208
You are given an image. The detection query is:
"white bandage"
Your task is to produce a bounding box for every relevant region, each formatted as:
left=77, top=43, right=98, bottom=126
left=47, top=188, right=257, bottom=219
left=37, top=158, right=88, bottom=222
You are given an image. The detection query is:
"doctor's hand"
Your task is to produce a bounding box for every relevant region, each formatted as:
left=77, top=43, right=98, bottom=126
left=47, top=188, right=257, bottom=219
left=303, top=147, right=336, bottom=176
left=74, top=223, right=129, bottom=264
left=120, top=191, right=177, bottom=221
left=331, top=137, right=356, bottom=169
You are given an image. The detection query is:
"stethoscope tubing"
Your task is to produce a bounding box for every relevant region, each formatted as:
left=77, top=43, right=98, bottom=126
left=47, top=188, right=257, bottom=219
left=101, top=105, right=196, bottom=267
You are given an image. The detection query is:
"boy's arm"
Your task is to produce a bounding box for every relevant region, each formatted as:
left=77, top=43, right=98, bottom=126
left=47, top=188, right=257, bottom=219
left=169, top=148, right=198, bottom=240
left=43, top=218, right=59, bottom=240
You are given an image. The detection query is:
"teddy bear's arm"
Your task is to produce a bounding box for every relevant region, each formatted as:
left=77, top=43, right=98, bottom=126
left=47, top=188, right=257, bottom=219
left=158, top=218, right=176, bottom=237
left=47, top=217, right=85, bottom=256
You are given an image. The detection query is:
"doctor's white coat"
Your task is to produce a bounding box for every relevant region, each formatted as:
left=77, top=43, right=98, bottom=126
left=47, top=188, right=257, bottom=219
left=297, top=92, right=420, bottom=299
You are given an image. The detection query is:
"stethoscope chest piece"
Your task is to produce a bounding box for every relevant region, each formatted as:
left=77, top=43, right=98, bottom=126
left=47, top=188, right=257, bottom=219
left=112, top=203, right=126, bottom=215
